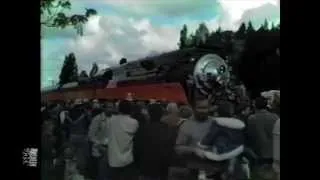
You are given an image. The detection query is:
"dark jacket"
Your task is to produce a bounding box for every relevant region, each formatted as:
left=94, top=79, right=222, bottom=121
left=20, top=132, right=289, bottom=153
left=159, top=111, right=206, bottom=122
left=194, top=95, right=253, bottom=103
left=69, top=107, right=91, bottom=135
left=236, top=114, right=250, bottom=146
left=137, top=122, right=176, bottom=177
left=200, top=117, right=245, bottom=154
left=41, top=133, right=56, bottom=160
left=247, top=110, right=278, bottom=159
left=132, top=108, right=148, bottom=167
left=91, top=108, right=103, bottom=119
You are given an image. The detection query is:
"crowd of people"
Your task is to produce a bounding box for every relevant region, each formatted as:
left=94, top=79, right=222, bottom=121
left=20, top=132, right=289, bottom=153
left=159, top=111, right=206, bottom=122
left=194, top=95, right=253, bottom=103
left=41, top=90, right=280, bottom=180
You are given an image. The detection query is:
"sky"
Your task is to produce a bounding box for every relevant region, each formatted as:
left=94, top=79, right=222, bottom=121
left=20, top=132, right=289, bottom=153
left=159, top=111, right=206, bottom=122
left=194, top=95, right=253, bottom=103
left=41, top=0, right=280, bottom=88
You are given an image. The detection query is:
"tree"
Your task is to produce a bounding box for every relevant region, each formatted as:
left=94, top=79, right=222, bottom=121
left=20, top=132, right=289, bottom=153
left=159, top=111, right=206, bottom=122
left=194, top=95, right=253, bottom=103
left=271, top=22, right=276, bottom=31
left=187, top=33, right=197, bottom=47
left=247, top=21, right=255, bottom=34
left=59, top=53, right=78, bottom=85
left=257, top=24, right=265, bottom=32
left=79, top=70, right=89, bottom=78
left=236, top=30, right=280, bottom=98
left=199, top=23, right=210, bottom=43
left=119, top=58, right=127, bottom=65
left=41, top=0, right=97, bottom=36
left=194, top=23, right=210, bottom=46
left=210, top=31, right=216, bottom=37
left=195, top=29, right=201, bottom=46
left=263, top=19, right=269, bottom=30
left=179, top=24, right=188, bottom=49
left=216, top=27, right=222, bottom=35
left=215, top=26, right=223, bottom=40
left=89, top=62, right=99, bottom=78
left=235, top=23, right=246, bottom=39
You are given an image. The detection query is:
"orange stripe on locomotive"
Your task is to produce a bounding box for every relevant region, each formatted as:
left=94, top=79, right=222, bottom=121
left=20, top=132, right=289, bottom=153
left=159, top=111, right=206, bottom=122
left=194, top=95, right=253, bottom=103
left=42, top=83, right=188, bottom=104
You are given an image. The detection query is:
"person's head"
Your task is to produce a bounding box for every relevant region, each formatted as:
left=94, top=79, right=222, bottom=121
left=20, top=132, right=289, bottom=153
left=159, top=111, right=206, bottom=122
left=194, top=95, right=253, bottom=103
left=179, top=105, right=193, bottom=119
left=63, top=143, right=76, bottom=160
left=118, top=100, right=132, bottom=115
left=105, top=101, right=114, bottom=110
left=271, top=93, right=280, bottom=116
left=193, top=99, right=209, bottom=121
left=254, top=96, right=268, bottom=110
left=236, top=103, right=251, bottom=116
left=42, top=120, right=54, bottom=136
left=149, top=99, right=156, bottom=104
left=103, top=103, right=114, bottom=117
left=113, top=100, right=120, bottom=113
left=217, top=101, right=235, bottom=117
left=92, top=99, right=100, bottom=109
left=166, top=102, right=179, bottom=115
left=148, top=104, right=164, bottom=122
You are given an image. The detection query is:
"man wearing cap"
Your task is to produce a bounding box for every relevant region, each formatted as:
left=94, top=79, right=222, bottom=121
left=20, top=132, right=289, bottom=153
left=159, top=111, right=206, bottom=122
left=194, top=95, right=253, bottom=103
left=68, top=99, right=91, bottom=176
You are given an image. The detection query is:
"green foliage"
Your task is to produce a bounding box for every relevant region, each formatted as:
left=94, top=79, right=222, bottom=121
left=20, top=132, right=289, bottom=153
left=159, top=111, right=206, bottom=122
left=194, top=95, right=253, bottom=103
left=182, top=23, right=210, bottom=48
left=194, top=29, right=201, bottom=46
left=257, top=26, right=265, bottom=32
left=89, top=63, right=99, bottom=78
left=187, top=33, right=196, bottom=48
left=271, top=22, right=275, bottom=31
left=79, top=70, right=89, bottom=78
left=177, top=19, right=279, bottom=51
left=216, top=27, right=222, bottom=34
left=247, top=21, right=255, bottom=34
left=235, top=23, right=246, bottom=39
left=119, top=58, right=127, bottom=65
left=179, top=24, right=188, bottom=49
left=263, top=19, right=269, bottom=30
left=198, top=23, right=210, bottom=45
left=59, top=53, right=78, bottom=85
left=41, top=0, right=97, bottom=36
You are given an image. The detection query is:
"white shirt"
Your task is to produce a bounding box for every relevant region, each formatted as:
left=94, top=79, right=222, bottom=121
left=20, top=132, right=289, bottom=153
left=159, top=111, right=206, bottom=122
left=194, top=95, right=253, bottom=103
left=60, top=111, right=67, bottom=124
left=88, top=113, right=109, bottom=157
left=107, top=114, right=139, bottom=167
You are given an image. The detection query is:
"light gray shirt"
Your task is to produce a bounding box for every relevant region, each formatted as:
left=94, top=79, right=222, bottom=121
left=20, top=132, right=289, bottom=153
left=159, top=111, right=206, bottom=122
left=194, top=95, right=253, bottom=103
left=273, top=119, right=280, bottom=162
left=176, top=117, right=212, bottom=148
left=247, top=110, right=278, bottom=158
left=107, top=114, right=139, bottom=167
left=175, top=117, right=214, bottom=170
left=88, top=113, right=109, bottom=157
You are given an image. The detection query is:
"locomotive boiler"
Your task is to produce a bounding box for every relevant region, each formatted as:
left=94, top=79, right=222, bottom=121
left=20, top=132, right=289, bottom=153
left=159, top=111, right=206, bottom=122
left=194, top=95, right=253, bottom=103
left=41, top=46, right=230, bottom=105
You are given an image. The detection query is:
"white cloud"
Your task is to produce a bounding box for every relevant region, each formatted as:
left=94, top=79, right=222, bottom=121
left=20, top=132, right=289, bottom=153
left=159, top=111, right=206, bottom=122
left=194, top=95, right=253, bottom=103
left=63, top=0, right=280, bottom=73
left=216, top=0, right=279, bottom=30
left=42, top=0, right=280, bottom=87
left=238, top=2, right=280, bottom=28
left=61, top=15, right=180, bottom=73
left=101, top=0, right=216, bottom=16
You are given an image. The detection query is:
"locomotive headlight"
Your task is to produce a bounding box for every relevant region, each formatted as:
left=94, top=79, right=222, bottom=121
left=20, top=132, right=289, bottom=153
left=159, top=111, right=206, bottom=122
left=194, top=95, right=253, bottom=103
left=193, top=54, right=230, bottom=95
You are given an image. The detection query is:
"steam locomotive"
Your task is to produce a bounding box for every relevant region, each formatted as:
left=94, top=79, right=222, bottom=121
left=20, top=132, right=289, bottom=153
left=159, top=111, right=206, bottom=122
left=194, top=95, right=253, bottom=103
left=41, top=46, right=231, bottom=104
